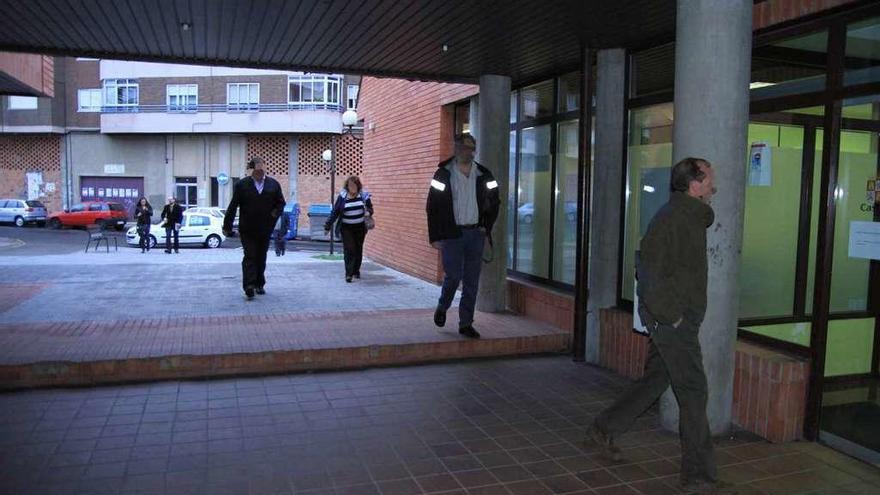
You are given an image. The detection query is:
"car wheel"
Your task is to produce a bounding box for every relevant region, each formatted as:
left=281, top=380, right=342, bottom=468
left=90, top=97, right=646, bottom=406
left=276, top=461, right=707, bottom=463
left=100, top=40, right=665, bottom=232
left=567, top=212, right=576, bottom=222
left=95, top=219, right=106, bottom=230
left=522, top=214, right=533, bottom=224
left=205, top=234, right=222, bottom=249
left=14, top=216, right=24, bottom=228
left=48, top=218, right=61, bottom=229
left=149, top=235, right=157, bottom=249
left=114, top=224, right=125, bottom=231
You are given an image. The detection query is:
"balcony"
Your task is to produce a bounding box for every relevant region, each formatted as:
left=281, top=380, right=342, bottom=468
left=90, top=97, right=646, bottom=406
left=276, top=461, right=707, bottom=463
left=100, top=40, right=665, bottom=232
left=99, top=103, right=345, bottom=134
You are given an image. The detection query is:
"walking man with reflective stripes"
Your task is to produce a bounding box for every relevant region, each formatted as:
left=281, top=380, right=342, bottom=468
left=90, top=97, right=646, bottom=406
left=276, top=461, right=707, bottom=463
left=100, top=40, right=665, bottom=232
left=426, top=133, right=500, bottom=339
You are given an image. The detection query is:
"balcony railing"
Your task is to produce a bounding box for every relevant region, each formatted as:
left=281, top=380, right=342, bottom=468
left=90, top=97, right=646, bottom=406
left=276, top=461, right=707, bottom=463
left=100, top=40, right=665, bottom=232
left=101, top=103, right=346, bottom=113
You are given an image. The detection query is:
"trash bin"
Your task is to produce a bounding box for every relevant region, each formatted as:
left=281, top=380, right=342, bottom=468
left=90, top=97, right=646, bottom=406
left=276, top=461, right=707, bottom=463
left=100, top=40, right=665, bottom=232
left=284, top=203, right=299, bottom=240
left=307, top=203, right=341, bottom=241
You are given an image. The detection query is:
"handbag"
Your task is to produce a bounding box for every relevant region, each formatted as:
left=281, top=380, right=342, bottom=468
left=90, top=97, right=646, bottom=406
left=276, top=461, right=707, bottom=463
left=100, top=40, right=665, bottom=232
left=364, top=215, right=375, bottom=231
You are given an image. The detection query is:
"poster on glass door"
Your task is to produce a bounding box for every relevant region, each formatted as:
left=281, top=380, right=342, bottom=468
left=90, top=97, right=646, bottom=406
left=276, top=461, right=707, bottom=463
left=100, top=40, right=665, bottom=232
left=748, top=142, right=772, bottom=187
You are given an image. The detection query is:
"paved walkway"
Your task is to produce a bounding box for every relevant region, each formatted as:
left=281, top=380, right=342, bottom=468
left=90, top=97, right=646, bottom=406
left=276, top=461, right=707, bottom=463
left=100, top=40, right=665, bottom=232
left=1, top=356, right=878, bottom=495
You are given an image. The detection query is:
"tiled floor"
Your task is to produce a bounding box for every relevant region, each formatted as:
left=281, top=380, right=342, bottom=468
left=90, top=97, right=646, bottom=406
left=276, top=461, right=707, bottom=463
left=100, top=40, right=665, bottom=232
left=2, top=356, right=878, bottom=495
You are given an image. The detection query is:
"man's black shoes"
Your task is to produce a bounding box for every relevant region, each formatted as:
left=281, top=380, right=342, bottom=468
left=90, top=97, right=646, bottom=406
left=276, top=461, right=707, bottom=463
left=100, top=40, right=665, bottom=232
left=255, top=287, right=266, bottom=295
left=433, top=306, right=446, bottom=327
left=245, top=287, right=255, bottom=299
left=458, top=326, right=480, bottom=339
left=584, top=423, right=622, bottom=461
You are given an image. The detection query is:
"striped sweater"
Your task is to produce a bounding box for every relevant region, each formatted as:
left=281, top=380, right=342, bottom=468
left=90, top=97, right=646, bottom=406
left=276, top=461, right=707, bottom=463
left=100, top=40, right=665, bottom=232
left=326, top=191, right=374, bottom=228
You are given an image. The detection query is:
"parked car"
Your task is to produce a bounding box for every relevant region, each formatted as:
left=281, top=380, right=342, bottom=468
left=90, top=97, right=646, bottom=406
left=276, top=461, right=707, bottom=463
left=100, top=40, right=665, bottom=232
left=517, top=201, right=576, bottom=224
left=185, top=207, right=239, bottom=235
left=0, top=199, right=47, bottom=227
left=125, top=212, right=226, bottom=249
left=47, top=201, right=128, bottom=230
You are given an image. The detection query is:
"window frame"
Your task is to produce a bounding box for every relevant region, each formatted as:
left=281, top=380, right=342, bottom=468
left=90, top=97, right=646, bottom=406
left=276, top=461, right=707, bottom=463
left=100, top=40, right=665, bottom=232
left=8, top=96, right=38, bottom=110
left=347, top=84, right=359, bottom=109
left=288, top=74, right=344, bottom=109
left=226, top=83, right=260, bottom=112
left=77, top=89, right=102, bottom=112
left=166, top=84, right=199, bottom=113
left=102, top=79, right=139, bottom=112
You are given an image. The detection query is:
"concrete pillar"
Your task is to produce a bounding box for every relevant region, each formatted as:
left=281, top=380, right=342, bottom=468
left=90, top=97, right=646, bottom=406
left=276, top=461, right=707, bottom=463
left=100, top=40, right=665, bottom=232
left=586, top=49, right=626, bottom=364
left=663, top=0, right=751, bottom=435
left=164, top=135, right=174, bottom=199
left=218, top=135, right=230, bottom=207
left=476, top=75, right=511, bottom=313
left=289, top=136, right=299, bottom=205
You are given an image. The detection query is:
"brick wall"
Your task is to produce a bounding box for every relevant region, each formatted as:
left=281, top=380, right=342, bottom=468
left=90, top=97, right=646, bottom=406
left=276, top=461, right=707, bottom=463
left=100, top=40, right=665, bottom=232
left=508, top=278, right=575, bottom=332
left=753, top=0, right=860, bottom=29
left=0, top=134, right=63, bottom=212
left=63, top=58, right=100, bottom=129
left=296, top=134, right=363, bottom=232
left=597, top=308, right=809, bottom=443
left=138, top=75, right=289, bottom=106
left=357, top=77, right=477, bottom=283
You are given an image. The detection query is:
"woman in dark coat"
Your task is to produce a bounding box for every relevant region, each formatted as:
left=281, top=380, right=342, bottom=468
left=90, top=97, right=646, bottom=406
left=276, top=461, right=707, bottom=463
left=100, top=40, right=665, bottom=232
left=325, top=176, right=374, bottom=283
left=134, top=197, right=153, bottom=253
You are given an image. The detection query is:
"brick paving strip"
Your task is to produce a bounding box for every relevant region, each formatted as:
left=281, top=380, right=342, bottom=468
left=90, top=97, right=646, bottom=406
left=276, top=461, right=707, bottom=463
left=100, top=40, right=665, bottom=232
left=0, top=309, right=570, bottom=389
left=0, top=283, right=48, bottom=313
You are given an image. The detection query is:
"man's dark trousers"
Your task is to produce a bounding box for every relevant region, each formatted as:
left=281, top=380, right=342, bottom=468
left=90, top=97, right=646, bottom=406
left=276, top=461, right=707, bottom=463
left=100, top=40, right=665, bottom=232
left=594, top=319, right=716, bottom=483
left=164, top=227, right=179, bottom=252
left=240, top=233, right=270, bottom=290
left=438, top=227, right=484, bottom=328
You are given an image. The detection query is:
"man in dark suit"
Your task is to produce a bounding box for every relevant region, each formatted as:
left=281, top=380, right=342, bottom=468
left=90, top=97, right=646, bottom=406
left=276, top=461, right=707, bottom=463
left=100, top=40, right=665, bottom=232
left=224, top=157, right=286, bottom=299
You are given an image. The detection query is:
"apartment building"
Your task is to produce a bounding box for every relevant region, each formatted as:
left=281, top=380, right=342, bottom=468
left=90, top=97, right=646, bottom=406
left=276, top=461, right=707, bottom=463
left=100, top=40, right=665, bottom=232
left=0, top=57, right=362, bottom=228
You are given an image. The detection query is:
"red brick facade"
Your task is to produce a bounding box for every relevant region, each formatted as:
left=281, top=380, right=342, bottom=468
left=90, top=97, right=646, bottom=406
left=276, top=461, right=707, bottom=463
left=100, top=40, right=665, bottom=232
left=0, top=134, right=63, bottom=213
left=754, top=0, right=859, bottom=29
left=358, top=77, right=477, bottom=283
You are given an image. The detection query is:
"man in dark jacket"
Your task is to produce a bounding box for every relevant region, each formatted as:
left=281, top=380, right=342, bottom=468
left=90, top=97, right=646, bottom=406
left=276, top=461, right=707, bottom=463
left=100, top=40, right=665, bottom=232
left=160, top=196, right=183, bottom=254
left=224, top=157, right=286, bottom=299
left=426, top=134, right=500, bottom=339
left=588, top=157, right=732, bottom=495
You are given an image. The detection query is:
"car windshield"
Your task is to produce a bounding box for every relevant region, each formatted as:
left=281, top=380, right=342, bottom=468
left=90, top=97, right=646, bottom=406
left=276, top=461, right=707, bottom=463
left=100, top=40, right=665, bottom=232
left=108, top=203, right=125, bottom=212
left=26, top=200, right=44, bottom=208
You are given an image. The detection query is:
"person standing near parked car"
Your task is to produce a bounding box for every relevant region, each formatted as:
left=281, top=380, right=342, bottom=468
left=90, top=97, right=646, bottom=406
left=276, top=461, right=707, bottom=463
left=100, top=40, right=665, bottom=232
left=134, top=197, right=153, bottom=253
left=324, top=176, right=374, bottom=283
left=160, top=196, right=183, bottom=254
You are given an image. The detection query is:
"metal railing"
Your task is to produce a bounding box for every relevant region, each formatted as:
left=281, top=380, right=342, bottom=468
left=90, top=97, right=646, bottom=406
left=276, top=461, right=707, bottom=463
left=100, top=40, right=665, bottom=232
left=101, top=103, right=346, bottom=113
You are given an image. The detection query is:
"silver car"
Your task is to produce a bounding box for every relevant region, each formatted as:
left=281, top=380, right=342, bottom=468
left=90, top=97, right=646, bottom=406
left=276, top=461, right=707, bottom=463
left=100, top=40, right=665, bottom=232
left=0, top=199, right=48, bottom=227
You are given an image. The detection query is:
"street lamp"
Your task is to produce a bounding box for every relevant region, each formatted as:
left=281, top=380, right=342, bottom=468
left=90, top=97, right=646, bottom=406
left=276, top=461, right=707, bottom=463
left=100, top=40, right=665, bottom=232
left=321, top=147, right=336, bottom=255
left=321, top=109, right=362, bottom=256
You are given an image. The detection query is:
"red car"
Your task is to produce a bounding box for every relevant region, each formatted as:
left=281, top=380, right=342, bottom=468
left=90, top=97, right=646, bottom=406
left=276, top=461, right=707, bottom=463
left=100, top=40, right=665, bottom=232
left=47, top=201, right=129, bottom=230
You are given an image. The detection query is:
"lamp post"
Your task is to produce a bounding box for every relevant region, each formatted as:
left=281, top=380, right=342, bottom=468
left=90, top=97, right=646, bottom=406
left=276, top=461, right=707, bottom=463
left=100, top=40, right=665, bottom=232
left=321, top=146, right=336, bottom=255
left=321, top=109, right=362, bottom=256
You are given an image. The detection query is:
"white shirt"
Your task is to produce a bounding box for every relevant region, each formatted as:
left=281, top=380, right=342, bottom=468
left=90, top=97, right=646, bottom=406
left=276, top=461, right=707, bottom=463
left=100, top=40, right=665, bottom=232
left=450, top=160, right=479, bottom=226
left=254, top=177, right=265, bottom=194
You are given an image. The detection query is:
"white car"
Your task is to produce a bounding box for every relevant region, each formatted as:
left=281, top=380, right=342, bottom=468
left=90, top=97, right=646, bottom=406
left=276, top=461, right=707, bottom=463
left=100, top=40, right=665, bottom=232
left=125, top=212, right=226, bottom=249
left=186, top=207, right=238, bottom=235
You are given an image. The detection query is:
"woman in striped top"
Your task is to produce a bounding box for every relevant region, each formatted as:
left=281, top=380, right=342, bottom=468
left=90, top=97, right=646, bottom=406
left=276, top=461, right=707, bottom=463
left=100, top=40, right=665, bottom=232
left=325, top=175, right=374, bottom=282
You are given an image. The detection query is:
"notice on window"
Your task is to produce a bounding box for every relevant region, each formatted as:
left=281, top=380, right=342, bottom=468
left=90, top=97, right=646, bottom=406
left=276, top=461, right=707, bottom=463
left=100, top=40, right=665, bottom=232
left=849, top=221, right=880, bottom=260
left=748, top=142, right=772, bottom=187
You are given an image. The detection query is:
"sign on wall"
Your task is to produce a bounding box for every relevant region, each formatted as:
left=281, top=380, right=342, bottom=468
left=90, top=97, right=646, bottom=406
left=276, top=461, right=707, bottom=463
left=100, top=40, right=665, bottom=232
left=104, top=164, right=125, bottom=174
left=849, top=221, right=880, bottom=261
left=748, top=142, right=773, bottom=187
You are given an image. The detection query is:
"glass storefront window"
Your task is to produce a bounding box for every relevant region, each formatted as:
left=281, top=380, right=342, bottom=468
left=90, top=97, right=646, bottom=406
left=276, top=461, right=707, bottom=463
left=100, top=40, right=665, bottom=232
left=830, top=127, right=875, bottom=313
left=558, top=73, right=580, bottom=113
left=516, top=125, right=552, bottom=278
left=844, top=17, right=880, bottom=86
left=508, top=130, right=516, bottom=270
left=510, top=92, right=518, bottom=124
left=553, top=120, right=579, bottom=284
left=521, top=80, right=554, bottom=120
left=751, top=30, right=827, bottom=100
left=739, top=119, right=806, bottom=318
left=621, top=103, right=674, bottom=301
